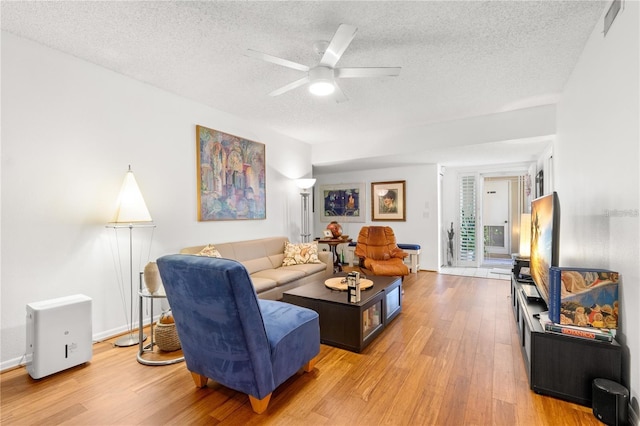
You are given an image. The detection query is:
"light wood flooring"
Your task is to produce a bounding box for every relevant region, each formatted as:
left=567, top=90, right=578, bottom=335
left=1, top=271, right=601, bottom=425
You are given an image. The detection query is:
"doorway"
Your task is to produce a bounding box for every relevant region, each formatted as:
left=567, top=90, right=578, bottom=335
left=483, top=179, right=510, bottom=257
left=453, top=171, right=529, bottom=269
left=481, top=175, right=525, bottom=268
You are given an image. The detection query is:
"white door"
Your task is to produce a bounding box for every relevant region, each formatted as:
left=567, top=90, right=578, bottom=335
left=483, top=180, right=510, bottom=255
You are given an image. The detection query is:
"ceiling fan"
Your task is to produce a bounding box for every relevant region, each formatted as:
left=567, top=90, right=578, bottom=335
left=246, top=24, right=401, bottom=103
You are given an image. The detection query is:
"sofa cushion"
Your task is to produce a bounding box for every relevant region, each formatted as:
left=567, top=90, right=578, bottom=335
left=243, top=258, right=275, bottom=275
left=210, top=243, right=235, bottom=259
left=282, top=263, right=327, bottom=276
left=252, top=268, right=305, bottom=285
left=269, top=253, right=285, bottom=268
left=250, top=276, right=278, bottom=294
left=282, top=242, right=322, bottom=266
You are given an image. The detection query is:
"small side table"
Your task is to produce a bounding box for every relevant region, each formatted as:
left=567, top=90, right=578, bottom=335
left=137, top=273, right=184, bottom=366
left=317, top=238, right=352, bottom=273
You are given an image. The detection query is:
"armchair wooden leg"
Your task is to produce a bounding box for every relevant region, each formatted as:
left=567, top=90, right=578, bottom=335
left=190, top=372, right=208, bottom=388
left=249, top=393, right=271, bottom=414
left=303, top=355, right=318, bottom=372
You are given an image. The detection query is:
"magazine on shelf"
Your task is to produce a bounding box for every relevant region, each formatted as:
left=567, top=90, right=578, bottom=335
left=544, top=323, right=613, bottom=342
left=548, top=266, right=619, bottom=329
left=537, top=312, right=614, bottom=343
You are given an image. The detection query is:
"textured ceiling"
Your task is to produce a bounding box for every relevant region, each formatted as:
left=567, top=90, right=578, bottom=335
left=1, top=1, right=606, bottom=171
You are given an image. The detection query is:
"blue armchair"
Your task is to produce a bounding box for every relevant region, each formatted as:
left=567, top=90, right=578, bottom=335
left=156, top=254, right=320, bottom=414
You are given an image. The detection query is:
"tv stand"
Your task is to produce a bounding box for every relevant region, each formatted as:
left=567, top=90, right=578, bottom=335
left=510, top=274, right=622, bottom=406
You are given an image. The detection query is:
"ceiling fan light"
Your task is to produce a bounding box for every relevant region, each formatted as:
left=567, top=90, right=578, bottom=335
left=308, top=66, right=335, bottom=96
left=309, top=80, right=335, bottom=96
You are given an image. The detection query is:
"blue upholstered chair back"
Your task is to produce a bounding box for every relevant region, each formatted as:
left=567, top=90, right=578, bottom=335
left=156, top=254, right=275, bottom=399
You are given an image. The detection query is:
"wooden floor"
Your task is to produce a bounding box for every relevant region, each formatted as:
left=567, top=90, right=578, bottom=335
left=1, top=271, right=601, bottom=425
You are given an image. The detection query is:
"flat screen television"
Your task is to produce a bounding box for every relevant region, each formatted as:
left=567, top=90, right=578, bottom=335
left=529, top=192, right=560, bottom=306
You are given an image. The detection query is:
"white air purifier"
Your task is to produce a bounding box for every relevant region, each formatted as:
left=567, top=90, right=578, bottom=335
left=26, top=294, right=93, bottom=379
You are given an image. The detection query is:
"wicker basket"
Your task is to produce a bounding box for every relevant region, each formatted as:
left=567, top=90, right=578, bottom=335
left=154, top=321, right=181, bottom=352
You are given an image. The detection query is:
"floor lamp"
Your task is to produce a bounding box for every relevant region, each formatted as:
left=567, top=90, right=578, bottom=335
left=296, top=178, right=316, bottom=243
left=107, top=166, right=154, bottom=347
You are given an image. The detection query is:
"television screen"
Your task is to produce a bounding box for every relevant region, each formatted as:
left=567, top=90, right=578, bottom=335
left=529, top=192, right=560, bottom=305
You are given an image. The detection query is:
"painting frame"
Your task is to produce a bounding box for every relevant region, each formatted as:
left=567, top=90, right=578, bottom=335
left=196, top=125, right=266, bottom=221
left=371, top=180, right=406, bottom=221
left=319, top=183, right=366, bottom=223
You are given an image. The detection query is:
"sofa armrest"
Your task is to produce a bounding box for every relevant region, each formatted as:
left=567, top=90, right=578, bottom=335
left=317, top=251, right=333, bottom=276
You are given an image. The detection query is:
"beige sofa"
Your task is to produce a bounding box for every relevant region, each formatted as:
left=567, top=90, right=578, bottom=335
left=180, top=236, right=333, bottom=300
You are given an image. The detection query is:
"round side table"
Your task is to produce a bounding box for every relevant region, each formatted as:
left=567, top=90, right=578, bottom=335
left=137, top=273, right=184, bottom=366
left=317, top=238, right=352, bottom=273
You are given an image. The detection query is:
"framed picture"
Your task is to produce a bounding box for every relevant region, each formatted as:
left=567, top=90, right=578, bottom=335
left=319, top=183, right=366, bottom=223
left=196, top=125, right=266, bottom=221
left=371, top=180, right=406, bottom=221
left=323, top=230, right=333, bottom=238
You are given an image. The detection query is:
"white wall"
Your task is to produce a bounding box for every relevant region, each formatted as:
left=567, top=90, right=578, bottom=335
left=313, top=165, right=440, bottom=271
left=1, top=33, right=313, bottom=369
left=556, top=2, right=639, bottom=419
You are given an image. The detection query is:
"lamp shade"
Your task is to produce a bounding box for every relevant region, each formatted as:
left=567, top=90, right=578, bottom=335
left=295, top=178, right=316, bottom=190
left=519, top=213, right=531, bottom=257
left=111, top=166, right=152, bottom=223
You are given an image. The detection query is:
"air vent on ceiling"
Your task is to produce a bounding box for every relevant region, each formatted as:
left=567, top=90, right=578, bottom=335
left=604, top=0, right=621, bottom=37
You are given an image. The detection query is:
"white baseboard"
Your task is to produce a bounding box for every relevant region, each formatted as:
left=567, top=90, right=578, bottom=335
left=0, top=356, right=27, bottom=372
left=1, top=316, right=159, bottom=373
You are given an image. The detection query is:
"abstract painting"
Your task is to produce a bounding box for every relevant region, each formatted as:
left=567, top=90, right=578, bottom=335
left=196, top=125, right=266, bottom=221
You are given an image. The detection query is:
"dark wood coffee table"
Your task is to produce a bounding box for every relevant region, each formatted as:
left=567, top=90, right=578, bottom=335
left=282, top=275, right=402, bottom=353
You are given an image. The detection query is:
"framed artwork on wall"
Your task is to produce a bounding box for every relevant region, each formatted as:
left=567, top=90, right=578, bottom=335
left=319, top=183, right=366, bottom=223
left=196, top=125, right=266, bottom=221
left=371, top=180, right=406, bottom=221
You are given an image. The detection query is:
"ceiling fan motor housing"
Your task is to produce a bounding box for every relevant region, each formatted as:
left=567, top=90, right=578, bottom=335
left=309, top=66, right=334, bottom=81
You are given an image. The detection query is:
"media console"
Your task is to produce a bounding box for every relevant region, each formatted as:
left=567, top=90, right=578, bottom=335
left=510, top=274, right=622, bottom=406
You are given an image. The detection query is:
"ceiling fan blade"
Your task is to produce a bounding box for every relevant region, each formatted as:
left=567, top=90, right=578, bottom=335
left=335, top=67, right=402, bottom=78
left=332, top=82, right=349, bottom=103
left=246, top=49, right=309, bottom=72
left=268, top=76, right=310, bottom=96
left=320, top=24, right=357, bottom=68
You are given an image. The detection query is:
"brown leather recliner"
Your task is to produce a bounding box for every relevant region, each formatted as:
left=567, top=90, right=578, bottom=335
left=354, top=226, right=409, bottom=277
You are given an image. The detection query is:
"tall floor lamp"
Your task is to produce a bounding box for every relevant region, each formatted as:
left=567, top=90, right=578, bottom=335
left=296, top=178, right=316, bottom=243
left=107, top=166, right=155, bottom=347
left=519, top=213, right=532, bottom=258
